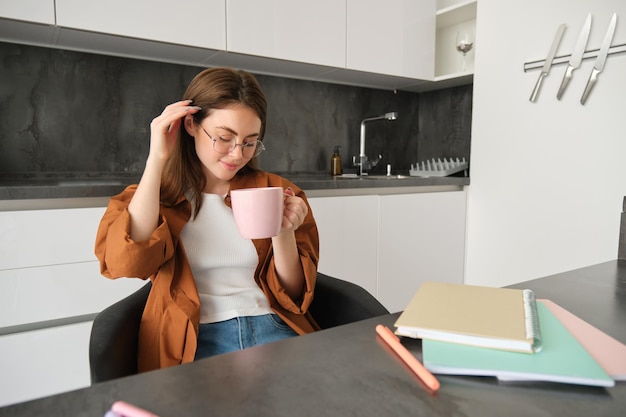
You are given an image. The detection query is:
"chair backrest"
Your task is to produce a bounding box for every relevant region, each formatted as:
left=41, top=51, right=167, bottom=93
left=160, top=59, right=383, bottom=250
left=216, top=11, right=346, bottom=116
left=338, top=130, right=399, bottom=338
left=310, top=273, right=389, bottom=328
left=89, top=273, right=388, bottom=384
left=89, top=282, right=151, bottom=383
left=617, top=197, right=626, bottom=260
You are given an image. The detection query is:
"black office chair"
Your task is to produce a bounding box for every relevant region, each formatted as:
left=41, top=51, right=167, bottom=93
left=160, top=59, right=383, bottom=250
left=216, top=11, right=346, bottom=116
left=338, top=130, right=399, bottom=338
left=617, top=197, right=626, bottom=260
left=89, top=272, right=389, bottom=384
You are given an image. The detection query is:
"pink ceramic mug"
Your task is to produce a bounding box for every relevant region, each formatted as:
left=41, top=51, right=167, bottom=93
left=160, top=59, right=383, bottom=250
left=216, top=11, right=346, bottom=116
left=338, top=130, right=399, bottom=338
left=230, top=187, right=284, bottom=239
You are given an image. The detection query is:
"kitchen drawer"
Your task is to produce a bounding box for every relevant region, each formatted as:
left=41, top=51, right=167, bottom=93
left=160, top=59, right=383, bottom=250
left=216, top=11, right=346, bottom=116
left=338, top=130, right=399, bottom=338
left=0, top=321, right=92, bottom=407
left=0, top=262, right=143, bottom=328
left=0, top=207, right=105, bottom=270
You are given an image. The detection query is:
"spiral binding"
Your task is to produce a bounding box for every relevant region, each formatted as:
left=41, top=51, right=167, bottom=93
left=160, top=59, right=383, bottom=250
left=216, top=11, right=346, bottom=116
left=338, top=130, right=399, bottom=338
left=523, top=289, right=543, bottom=352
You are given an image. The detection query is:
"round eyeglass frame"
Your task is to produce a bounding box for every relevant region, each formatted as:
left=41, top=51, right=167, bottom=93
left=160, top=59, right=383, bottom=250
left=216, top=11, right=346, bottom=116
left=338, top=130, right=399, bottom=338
left=200, top=126, right=265, bottom=158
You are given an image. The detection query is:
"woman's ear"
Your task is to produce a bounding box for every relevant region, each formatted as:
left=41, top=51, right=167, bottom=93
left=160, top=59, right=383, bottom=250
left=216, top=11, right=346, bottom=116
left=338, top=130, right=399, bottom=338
left=183, top=114, right=196, bottom=137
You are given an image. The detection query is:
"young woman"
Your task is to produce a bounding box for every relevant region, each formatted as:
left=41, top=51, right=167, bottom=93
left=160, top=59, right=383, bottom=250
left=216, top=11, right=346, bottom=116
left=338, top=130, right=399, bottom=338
left=95, top=67, right=320, bottom=372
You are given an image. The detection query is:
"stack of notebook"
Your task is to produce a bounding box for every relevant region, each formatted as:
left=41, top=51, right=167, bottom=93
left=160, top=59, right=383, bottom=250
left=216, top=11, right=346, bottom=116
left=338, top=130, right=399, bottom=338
left=394, top=281, right=626, bottom=387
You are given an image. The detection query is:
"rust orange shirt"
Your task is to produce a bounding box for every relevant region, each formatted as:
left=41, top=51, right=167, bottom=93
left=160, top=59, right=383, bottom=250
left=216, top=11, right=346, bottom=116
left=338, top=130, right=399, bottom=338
left=95, top=171, right=320, bottom=372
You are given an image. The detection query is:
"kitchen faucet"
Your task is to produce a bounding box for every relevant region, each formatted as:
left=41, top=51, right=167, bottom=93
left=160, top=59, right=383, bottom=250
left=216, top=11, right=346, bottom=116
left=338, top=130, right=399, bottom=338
left=353, top=112, right=398, bottom=175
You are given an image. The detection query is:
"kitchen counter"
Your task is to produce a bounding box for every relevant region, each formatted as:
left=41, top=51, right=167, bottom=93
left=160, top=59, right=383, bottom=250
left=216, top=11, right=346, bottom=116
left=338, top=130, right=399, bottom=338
left=0, top=172, right=469, bottom=210
left=274, top=171, right=469, bottom=197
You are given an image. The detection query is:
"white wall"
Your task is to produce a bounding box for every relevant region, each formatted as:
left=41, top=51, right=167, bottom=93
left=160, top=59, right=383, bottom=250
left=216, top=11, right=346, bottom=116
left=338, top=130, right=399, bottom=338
left=466, top=0, right=626, bottom=287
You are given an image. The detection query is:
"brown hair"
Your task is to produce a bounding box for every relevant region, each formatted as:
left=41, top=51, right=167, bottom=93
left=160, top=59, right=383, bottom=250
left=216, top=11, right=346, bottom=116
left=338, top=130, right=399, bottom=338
left=160, top=68, right=267, bottom=215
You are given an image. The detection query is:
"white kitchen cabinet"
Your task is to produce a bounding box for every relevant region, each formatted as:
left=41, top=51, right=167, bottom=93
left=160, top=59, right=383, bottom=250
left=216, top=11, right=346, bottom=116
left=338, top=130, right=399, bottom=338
left=0, top=321, right=92, bottom=407
left=1, top=0, right=461, bottom=91
left=0, top=207, right=104, bottom=270
left=0, top=0, right=54, bottom=24
left=226, top=0, right=346, bottom=68
left=55, top=0, right=226, bottom=50
left=0, top=262, right=143, bottom=328
left=0, top=207, right=143, bottom=406
left=434, top=0, right=476, bottom=82
left=309, top=190, right=467, bottom=313
left=0, top=0, right=56, bottom=46
left=308, top=195, right=378, bottom=298
left=346, top=0, right=436, bottom=79
left=378, top=191, right=466, bottom=313
left=0, top=207, right=144, bottom=328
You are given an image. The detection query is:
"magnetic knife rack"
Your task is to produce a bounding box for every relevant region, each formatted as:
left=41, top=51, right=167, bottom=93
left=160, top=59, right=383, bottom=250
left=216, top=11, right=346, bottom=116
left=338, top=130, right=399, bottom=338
left=523, top=42, right=626, bottom=72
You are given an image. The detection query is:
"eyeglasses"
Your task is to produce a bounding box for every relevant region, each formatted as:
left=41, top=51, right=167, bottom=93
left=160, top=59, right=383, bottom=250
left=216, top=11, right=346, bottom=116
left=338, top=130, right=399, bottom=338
left=200, top=126, right=265, bottom=158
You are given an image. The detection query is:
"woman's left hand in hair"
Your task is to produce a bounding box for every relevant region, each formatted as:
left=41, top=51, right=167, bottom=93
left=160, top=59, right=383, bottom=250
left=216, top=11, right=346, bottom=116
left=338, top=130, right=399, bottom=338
left=281, top=187, right=308, bottom=232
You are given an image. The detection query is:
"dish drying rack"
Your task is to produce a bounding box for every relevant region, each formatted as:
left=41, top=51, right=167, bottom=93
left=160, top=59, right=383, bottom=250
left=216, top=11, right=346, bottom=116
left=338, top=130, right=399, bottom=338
left=409, top=158, right=468, bottom=177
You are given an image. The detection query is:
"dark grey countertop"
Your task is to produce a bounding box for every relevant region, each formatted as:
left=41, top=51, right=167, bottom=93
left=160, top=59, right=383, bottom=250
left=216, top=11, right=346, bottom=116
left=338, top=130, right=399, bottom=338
left=0, top=172, right=141, bottom=201
left=278, top=171, right=469, bottom=193
left=0, top=172, right=469, bottom=209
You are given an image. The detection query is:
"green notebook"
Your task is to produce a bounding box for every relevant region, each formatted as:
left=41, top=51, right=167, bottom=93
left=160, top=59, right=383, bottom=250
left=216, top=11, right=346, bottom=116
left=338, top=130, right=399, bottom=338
left=422, top=301, right=615, bottom=387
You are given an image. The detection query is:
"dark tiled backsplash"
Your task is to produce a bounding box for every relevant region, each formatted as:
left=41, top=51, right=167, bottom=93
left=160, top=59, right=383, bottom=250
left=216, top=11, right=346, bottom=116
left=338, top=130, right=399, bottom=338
left=0, top=42, right=472, bottom=180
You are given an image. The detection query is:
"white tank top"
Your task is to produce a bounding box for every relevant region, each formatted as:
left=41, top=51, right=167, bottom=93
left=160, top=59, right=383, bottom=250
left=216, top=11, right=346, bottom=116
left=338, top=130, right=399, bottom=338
left=180, top=193, right=273, bottom=323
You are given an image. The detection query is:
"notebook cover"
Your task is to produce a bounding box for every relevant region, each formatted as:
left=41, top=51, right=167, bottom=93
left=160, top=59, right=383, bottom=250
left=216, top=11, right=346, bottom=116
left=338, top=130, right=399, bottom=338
left=394, top=281, right=537, bottom=353
left=421, top=301, right=615, bottom=387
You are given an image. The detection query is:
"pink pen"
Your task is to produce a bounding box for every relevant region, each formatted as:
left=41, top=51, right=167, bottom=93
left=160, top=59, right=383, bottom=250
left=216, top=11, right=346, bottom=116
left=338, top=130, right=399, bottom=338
left=111, top=401, right=160, bottom=417
left=376, top=324, right=440, bottom=392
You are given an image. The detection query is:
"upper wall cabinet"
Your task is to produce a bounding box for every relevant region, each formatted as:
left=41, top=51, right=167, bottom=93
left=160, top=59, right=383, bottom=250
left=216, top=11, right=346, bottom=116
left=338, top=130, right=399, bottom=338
left=55, top=0, right=226, bottom=50
left=0, top=0, right=467, bottom=92
left=0, top=0, right=56, bottom=46
left=434, top=0, right=476, bottom=82
left=0, top=0, right=54, bottom=24
left=226, top=0, right=346, bottom=68
left=346, top=0, right=435, bottom=79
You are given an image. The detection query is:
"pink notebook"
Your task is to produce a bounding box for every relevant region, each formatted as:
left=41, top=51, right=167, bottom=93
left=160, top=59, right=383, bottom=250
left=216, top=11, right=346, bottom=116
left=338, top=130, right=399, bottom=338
left=540, top=299, right=626, bottom=381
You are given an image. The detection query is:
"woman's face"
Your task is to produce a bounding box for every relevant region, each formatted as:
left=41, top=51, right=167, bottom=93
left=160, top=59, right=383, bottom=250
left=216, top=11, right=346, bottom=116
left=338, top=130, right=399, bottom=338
left=187, top=104, right=262, bottom=193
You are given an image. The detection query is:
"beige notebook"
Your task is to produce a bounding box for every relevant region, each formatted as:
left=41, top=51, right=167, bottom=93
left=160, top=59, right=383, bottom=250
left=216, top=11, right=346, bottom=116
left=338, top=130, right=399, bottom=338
left=394, top=282, right=542, bottom=353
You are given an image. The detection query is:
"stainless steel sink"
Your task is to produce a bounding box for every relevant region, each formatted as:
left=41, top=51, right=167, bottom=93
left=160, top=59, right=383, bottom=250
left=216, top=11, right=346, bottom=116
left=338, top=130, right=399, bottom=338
left=336, top=174, right=411, bottom=180
left=279, top=172, right=414, bottom=182
left=362, top=175, right=411, bottom=180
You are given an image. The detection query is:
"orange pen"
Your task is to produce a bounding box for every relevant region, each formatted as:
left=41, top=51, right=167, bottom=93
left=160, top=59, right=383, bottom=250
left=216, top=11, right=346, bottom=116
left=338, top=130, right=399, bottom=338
left=376, top=324, right=440, bottom=392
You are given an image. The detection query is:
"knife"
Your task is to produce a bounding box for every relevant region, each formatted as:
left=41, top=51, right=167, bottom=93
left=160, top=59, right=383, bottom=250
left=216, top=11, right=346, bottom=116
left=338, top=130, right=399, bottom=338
left=557, top=14, right=592, bottom=100
left=581, top=13, right=617, bottom=105
left=530, top=24, right=566, bottom=102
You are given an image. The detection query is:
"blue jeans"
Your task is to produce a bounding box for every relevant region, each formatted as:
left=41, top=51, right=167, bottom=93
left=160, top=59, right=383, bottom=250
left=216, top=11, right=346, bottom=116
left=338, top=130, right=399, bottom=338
left=194, top=314, right=298, bottom=360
